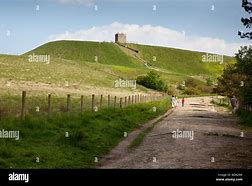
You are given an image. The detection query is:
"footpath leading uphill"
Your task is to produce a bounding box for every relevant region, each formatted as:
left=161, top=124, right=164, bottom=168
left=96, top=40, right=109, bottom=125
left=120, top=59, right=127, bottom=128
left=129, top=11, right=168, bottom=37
left=100, top=97, right=252, bottom=168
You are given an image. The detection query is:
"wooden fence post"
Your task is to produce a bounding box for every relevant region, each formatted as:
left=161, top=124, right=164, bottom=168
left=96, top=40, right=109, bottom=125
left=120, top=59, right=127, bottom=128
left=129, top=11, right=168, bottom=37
left=125, top=97, right=127, bottom=107
left=128, top=96, right=131, bottom=105
left=132, top=95, right=134, bottom=104
left=67, top=94, right=71, bottom=112
left=48, top=94, right=51, bottom=118
left=120, top=98, right=122, bottom=108
left=21, top=91, right=26, bottom=120
left=114, top=96, right=117, bottom=108
left=80, top=95, right=84, bottom=112
left=100, top=95, right=103, bottom=109
left=108, top=95, right=110, bottom=107
left=92, top=94, right=95, bottom=112
left=135, top=95, right=137, bottom=104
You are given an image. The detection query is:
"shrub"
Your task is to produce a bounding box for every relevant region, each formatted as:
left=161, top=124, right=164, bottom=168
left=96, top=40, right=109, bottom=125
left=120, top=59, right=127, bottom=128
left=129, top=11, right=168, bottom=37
left=183, top=87, right=201, bottom=95
left=197, top=84, right=213, bottom=94
left=137, top=71, right=167, bottom=92
left=185, top=77, right=198, bottom=88
left=167, top=85, right=177, bottom=95
left=206, top=78, right=214, bottom=86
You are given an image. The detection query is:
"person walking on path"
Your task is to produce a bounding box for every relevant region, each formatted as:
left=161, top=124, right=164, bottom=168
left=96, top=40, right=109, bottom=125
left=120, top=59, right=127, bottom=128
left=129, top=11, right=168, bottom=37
left=171, top=96, right=177, bottom=108
left=182, top=97, right=185, bottom=107
left=230, top=96, right=238, bottom=114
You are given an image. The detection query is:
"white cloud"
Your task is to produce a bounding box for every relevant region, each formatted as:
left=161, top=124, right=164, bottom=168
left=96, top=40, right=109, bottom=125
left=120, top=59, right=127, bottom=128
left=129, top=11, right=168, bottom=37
left=49, top=22, right=246, bottom=56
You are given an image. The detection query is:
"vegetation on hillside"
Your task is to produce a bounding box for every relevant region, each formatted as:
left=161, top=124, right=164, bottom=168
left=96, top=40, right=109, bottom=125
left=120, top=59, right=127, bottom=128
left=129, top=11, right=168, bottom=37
left=137, top=71, right=168, bottom=92
left=127, top=43, right=235, bottom=77
left=178, top=77, right=213, bottom=95
left=24, top=40, right=141, bottom=67
left=0, top=98, right=170, bottom=168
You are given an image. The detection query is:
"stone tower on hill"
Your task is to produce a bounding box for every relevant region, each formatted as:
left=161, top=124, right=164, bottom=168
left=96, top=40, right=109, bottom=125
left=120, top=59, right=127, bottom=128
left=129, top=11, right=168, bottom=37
left=115, top=33, right=126, bottom=43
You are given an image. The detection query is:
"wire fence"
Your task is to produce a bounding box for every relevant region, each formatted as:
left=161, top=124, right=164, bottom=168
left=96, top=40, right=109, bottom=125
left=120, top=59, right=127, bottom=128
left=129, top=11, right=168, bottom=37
left=0, top=91, right=166, bottom=120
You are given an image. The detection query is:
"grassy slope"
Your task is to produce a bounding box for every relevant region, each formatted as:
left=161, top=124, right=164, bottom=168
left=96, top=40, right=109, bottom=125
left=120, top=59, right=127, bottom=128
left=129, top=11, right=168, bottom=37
left=0, top=40, right=236, bottom=98
left=0, top=54, right=149, bottom=97
left=19, top=40, right=235, bottom=91
left=24, top=40, right=141, bottom=68
left=0, top=41, right=237, bottom=98
left=25, top=40, right=235, bottom=79
left=0, top=99, right=170, bottom=168
left=127, top=44, right=235, bottom=78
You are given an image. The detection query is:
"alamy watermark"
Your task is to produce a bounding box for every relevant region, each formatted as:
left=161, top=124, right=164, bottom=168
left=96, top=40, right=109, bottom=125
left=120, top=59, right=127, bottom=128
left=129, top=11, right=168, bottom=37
left=28, top=53, right=50, bottom=64
left=9, top=172, right=29, bottom=183
left=202, top=53, right=223, bottom=64
left=172, top=129, right=194, bottom=140
left=114, top=79, right=136, bottom=89
left=0, top=129, right=19, bottom=140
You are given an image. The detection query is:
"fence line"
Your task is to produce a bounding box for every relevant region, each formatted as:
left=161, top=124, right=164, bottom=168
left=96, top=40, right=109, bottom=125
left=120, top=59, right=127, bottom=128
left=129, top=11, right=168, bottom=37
left=0, top=91, right=167, bottom=120
left=48, top=94, right=52, bottom=118
left=21, top=91, right=26, bottom=120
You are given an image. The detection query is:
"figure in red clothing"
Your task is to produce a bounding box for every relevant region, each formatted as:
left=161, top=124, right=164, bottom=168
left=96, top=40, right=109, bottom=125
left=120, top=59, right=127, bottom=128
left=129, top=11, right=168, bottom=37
left=182, top=97, right=185, bottom=107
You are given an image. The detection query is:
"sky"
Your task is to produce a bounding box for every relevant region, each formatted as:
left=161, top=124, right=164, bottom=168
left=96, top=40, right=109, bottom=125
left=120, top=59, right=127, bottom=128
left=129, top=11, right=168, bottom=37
left=0, top=0, right=251, bottom=56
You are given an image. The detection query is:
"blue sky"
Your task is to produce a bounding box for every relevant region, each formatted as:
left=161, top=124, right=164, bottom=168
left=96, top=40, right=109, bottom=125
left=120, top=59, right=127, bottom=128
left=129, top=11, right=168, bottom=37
left=0, top=0, right=251, bottom=55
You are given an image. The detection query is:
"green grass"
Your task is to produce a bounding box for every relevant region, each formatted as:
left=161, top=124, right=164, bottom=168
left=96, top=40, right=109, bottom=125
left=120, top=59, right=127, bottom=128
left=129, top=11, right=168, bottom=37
left=24, top=40, right=141, bottom=68
left=127, top=43, right=235, bottom=79
left=128, top=110, right=169, bottom=150
left=23, top=40, right=235, bottom=84
left=237, top=111, right=252, bottom=128
left=0, top=40, right=236, bottom=97
left=0, top=98, right=170, bottom=168
left=0, top=54, right=149, bottom=97
left=128, top=125, right=154, bottom=150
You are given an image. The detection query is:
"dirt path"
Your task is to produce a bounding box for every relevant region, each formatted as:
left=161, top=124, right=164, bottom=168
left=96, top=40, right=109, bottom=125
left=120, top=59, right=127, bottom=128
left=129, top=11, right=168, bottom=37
left=100, top=97, right=252, bottom=169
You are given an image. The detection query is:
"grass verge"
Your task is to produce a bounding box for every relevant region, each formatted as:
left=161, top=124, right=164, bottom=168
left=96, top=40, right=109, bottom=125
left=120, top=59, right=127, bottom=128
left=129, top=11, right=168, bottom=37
left=237, top=111, right=252, bottom=128
left=128, top=112, right=170, bottom=150
left=0, top=97, right=170, bottom=168
left=128, top=125, right=154, bottom=150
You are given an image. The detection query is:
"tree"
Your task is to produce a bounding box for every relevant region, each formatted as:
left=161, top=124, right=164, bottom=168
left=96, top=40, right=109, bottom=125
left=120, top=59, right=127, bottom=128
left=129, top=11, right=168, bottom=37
left=235, top=46, right=252, bottom=105
left=217, top=0, right=252, bottom=111
left=215, top=64, right=245, bottom=98
left=238, top=0, right=252, bottom=39
left=236, top=45, right=252, bottom=75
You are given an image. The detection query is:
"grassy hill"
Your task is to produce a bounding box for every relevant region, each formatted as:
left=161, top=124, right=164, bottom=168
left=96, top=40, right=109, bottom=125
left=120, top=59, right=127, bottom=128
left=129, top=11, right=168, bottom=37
left=24, top=40, right=141, bottom=68
left=0, top=40, right=236, bottom=98
left=125, top=43, right=235, bottom=78
left=25, top=40, right=235, bottom=78
left=0, top=55, right=149, bottom=98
